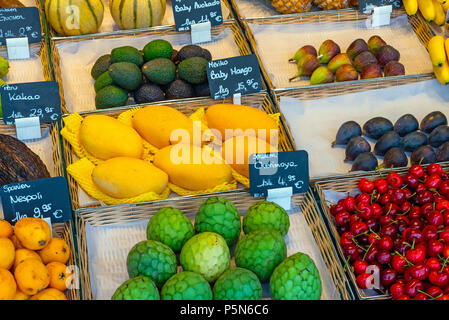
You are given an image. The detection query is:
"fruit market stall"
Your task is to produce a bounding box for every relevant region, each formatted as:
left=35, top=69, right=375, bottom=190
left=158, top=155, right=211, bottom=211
left=74, top=190, right=350, bottom=300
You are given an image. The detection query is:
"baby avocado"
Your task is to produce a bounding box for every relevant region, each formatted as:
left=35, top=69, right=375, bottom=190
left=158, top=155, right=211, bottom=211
left=177, top=45, right=211, bottom=62
left=411, top=145, right=436, bottom=165
left=420, top=111, right=447, bottom=133
left=178, top=57, right=208, bottom=85
left=142, top=58, right=176, bottom=85
left=363, top=117, right=394, bottom=140
left=383, top=147, right=408, bottom=168
left=402, top=131, right=427, bottom=152
left=345, top=136, right=371, bottom=162
left=95, top=85, right=128, bottom=109
left=332, top=120, right=362, bottom=147
left=94, top=71, right=114, bottom=93
left=436, top=141, right=449, bottom=162
left=194, top=82, right=210, bottom=97
left=428, top=125, right=449, bottom=148
left=165, top=80, right=195, bottom=100
left=134, top=83, right=165, bottom=104
left=108, top=62, right=142, bottom=91
left=394, top=114, right=418, bottom=137
left=91, top=54, right=112, bottom=80
left=350, top=152, right=378, bottom=172
left=374, top=131, right=401, bottom=156
left=111, top=46, right=144, bottom=67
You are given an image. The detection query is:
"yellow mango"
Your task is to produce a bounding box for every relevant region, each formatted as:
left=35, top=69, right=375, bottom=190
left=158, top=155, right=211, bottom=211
left=80, top=115, right=144, bottom=160
left=132, top=105, right=196, bottom=149
left=153, top=145, right=233, bottom=191
left=222, top=136, right=278, bottom=178
left=92, top=157, right=168, bottom=198
left=205, top=104, right=278, bottom=143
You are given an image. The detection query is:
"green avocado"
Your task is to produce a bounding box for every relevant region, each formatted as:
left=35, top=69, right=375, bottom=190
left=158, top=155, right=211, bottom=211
left=141, top=58, right=176, bottom=85
left=91, top=54, right=112, bottom=80
left=178, top=57, right=208, bottom=85
left=95, top=85, right=128, bottom=109
left=94, top=71, right=114, bottom=93
left=111, top=46, right=144, bottom=67
left=108, top=62, right=143, bottom=91
left=143, top=39, right=173, bottom=62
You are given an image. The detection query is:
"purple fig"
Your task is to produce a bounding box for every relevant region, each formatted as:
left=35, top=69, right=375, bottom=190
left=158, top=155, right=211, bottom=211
left=318, top=40, right=341, bottom=64
left=335, top=64, right=358, bottom=82
left=368, top=35, right=387, bottom=55
left=376, top=45, right=400, bottom=66
left=328, top=53, right=353, bottom=73
left=289, top=54, right=320, bottom=81
left=289, top=45, right=317, bottom=63
left=354, top=51, right=378, bottom=72
left=346, top=39, right=369, bottom=60
left=361, top=64, right=383, bottom=79
left=384, top=61, right=405, bottom=76
left=310, top=66, right=335, bottom=85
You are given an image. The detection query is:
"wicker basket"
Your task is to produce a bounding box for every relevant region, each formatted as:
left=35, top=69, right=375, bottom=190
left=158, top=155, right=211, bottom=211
left=241, top=9, right=435, bottom=94
left=74, top=188, right=354, bottom=300
left=61, top=91, right=295, bottom=210
left=50, top=19, right=258, bottom=114
left=0, top=121, right=80, bottom=300
left=313, top=163, right=449, bottom=300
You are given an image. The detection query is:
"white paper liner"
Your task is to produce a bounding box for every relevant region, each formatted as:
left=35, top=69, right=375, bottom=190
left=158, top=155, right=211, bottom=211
left=247, top=15, right=433, bottom=89
left=55, top=27, right=242, bottom=113
left=279, top=79, right=449, bottom=178
left=86, top=205, right=339, bottom=300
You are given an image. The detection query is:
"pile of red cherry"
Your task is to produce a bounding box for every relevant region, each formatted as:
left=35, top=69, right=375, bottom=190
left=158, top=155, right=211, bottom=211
left=329, top=163, right=449, bottom=300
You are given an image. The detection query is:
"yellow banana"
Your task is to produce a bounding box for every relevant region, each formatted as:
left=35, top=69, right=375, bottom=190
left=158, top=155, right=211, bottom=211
left=435, top=0, right=446, bottom=4
left=418, top=0, right=436, bottom=21
left=444, top=38, right=449, bottom=63
left=434, top=60, right=449, bottom=84
left=433, top=0, right=446, bottom=25
left=404, top=0, right=419, bottom=15
left=443, top=0, right=449, bottom=12
left=429, top=36, right=446, bottom=67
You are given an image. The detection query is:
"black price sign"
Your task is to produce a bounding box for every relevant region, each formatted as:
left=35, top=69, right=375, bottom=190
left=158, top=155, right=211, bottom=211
left=172, top=0, right=223, bottom=31
left=248, top=151, right=309, bottom=198
left=358, top=0, right=401, bottom=13
left=206, top=54, right=262, bottom=99
left=0, top=177, right=72, bottom=225
left=0, top=7, right=42, bottom=45
left=1, top=81, right=62, bottom=125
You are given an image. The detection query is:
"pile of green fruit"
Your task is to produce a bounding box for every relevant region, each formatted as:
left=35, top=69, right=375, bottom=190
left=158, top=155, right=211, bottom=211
left=91, top=40, right=212, bottom=109
left=112, top=197, right=323, bottom=300
left=289, top=36, right=404, bottom=85
left=333, top=110, right=449, bottom=172
left=0, top=56, right=10, bottom=118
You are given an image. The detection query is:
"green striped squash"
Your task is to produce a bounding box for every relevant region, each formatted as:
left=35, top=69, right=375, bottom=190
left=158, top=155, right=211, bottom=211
left=109, top=0, right=166, bottom=30
left=45, top=0, right=104, bottom=36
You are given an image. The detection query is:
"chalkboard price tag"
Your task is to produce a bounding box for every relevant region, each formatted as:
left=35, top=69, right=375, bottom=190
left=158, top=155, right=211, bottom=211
left=206, top=54, right=262, bottom=99
left=0, top=7, right=42, bottom=45
left=0, top=177, right=73, bottom=225
left=1, top=81, right=62, bottom=125
left=172, top=0, right=223, bottom=31
left=358, top=0, right=400, bottom=13
left=248, top=150, right=309, bottom=198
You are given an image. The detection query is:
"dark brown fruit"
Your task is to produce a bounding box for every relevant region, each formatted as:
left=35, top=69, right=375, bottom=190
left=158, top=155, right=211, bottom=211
left=332, top=120, right=362, bottom=147
left=363, top=117, right=394, bottom=140
left=376, top=45, right=400, bottom=66
left=345, top=136, right=371, bottom=162
left=361, top=64, right=383, bottom=79
left=384, top=61, right=405, bottom=77
left=411, top=145, right=436, bottom=165
left=383, top=148, right=408, bottom=168
left=420, top=111, right=447, bottom=133
left=351, top=152, right=378, bottom=172
left=374, top=131, right=401, bottom=156
left=367, top=35, right=387, bottom=56
left=335, top=64, right=358, bottom=82
left=354, top=51, right=378, bottom=73
left=346, top=39, right=369, bottom=60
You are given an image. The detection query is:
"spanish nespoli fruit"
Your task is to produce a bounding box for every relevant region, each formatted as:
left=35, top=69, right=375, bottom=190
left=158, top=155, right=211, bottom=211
left=332, top=121, right=362, bottom=147
left=363, top=117, right=394, bottom=140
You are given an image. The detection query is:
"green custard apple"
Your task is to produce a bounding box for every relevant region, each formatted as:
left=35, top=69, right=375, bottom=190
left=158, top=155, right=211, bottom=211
left=161, top=271, right=212, bottom=300
left=213, top=267, right=262, bottom=300
left=126, top=240, right=177, bottom=288
left=235, top=229, right=287, bottom=282
left=180, top=232, right=230, bottom=282
left=195, top=197, right=242, bottom=246
left=243, top=201, right=290, bottom=236
left=270, top=252, right=322, bottom=300
left=111, top=276, right=160, bottom=300
left=147, top=207, right=195, bottom=252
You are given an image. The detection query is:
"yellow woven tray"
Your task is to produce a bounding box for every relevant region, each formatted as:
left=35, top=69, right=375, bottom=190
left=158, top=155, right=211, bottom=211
left=66, top=157, right=171, bottom=205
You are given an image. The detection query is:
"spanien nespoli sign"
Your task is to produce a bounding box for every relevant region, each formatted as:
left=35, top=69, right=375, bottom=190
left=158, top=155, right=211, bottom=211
left=172, top=0, right=223, bottom=31
left=0, top=7, right=42, bottom=45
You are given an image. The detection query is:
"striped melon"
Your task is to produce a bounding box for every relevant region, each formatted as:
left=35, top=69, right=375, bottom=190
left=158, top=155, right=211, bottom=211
left=109, top=0, right=166, bottom=30
left=45, top=0, right=104, bottom=36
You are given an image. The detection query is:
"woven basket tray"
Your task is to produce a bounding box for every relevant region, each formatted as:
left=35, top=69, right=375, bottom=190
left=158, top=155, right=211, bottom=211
left=50, top=19, right=257, bottom=114
left=313, top=163, right=449, bottom=299
left=74, top=188, right=354, bottom=300
left=61, top=91, right=295, bottom=210
left=242, top=9, right=434, bottom=94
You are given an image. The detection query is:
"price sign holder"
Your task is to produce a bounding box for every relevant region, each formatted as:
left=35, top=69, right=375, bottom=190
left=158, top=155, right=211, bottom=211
left=248, top=151, right=309, bottom=210
left=0, top=8, right=42, bottom=60
left=191, top=21, right=211, bottom=44
left=358, top=0, right=398, bottom=28
left=0, top=176, right=73, bottom=225
left=1, top=81, right=62, bottom=141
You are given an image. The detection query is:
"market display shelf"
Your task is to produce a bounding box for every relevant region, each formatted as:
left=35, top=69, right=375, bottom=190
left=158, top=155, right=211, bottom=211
left=241, top=9, right=434, bottom=96
left=49, top=19, right=261, bottom=114
left=74, top=188, right=354, bottom=300
left=61, top=91, right=294, bottom=210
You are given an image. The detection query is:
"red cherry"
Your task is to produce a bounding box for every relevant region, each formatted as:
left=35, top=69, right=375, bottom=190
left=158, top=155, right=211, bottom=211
left=409, top=164, right=425, bottom=178
left=439, top=180, right=449, bottom=196
left=365, top=219, right=378, bottom=231
left=335, top=211, right=351, bottom=226
left=425, top=174, right=443, bottom=189
left=409, top=218, right=424, bottom=230
left=380, top=268, right=397, bottom=287
left=356, top=203, right=373, bottom=220
left=403, top=228, right=423, bottom=243
left=404, top=279, right=424, bottom=297
left=408, top=206, right=421, bottom=219
left=340, top=232, right=355, bottom=246
left=377, top=235, right=393, bottom=251
left=380, top=225, right=398, bottom=238
left=427, top=163, right=443, bottom=176
left=428, top=210, right=444, bottom=227
left=356, top=273, right=374, bottom=289
left=355, top=193, right=371, bottom=204
left=379, top=193, right=391, bottom=206
left=343, top=244, right=359, bottom=261
left=371, top=203, right=383, bottom=219
left=416, top=190, right=434, bottom=205
left=403, top=267, right=414, bottom=282
left=394, top=238, right=410, bottom=254
left=390, top=282, right=405, bottom=299
left=350, top=221, right=368, bottom=235
left=374, top=178, right=389, bottom=194
left=425, top=257, right=441, bottom=271
left=379, top=214, right=394, bottom=226
left=436, top=294, right=449, bottom=300
left=387, top=172, right=403, bottom=188
left=391, top=189, right=406, bottom=205
left=443, top=211, right=449, bottom=225
left=383, top=203, right=400, bottom=216
left=367, top=232, right=380, bottom=245
left=427, top=239, right=444, bottom=257
left=403, top=174, right=419, bottom=189
left=406, top=246, right=426, bottom=264
left=343, top=196, right=356, bottom=213
left=443, top=246, right=449, bottom=259
left=400, top=201, right=412, bottom=214
left=429, top=271, right=449, bottom=287
left=376, top=249, right=392, bottom=265
left=426, top=286, right=443, bottom=298
left=358, top=178, right=375, bottom=194
left=353, top=260, right=368, bottom=274
left=436, top=200, right=449, bottom=212
left=396, top=295, right=411, bottom=300
left=409, top=263, right=429, bottom=280
left=365, top=245, right=379, bottom=263
left=422, top=225, right=439, bottom=241
left=413, top=293, right=428, bottom=300
left=439, top=228, right=449, bottom=243
left=392, top=254, right=408, bottom=273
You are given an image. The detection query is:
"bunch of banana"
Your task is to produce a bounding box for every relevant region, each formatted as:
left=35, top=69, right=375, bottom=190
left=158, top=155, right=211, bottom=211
left=404, top=0, right=446, bottom=25
left=428, top=35, right=449, bottom=84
